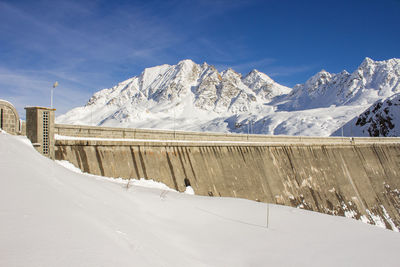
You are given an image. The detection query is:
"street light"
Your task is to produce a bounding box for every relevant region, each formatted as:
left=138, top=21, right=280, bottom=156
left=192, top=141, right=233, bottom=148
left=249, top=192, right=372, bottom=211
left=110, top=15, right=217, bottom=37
left=51, top=81, right=58, bottom=109
left=173, top=102, right=179, bottom=139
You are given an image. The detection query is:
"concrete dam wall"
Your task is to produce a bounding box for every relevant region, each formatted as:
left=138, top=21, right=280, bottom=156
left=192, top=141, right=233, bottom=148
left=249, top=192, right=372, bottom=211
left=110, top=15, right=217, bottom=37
left=55, top=138, right=400, bottom=231
left=14, top=106, right=399, bottom=231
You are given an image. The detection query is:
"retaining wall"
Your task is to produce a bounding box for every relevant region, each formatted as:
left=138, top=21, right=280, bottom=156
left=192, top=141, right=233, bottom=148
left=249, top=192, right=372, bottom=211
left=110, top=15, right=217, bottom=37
left=55, top=138, right=400, bottom=231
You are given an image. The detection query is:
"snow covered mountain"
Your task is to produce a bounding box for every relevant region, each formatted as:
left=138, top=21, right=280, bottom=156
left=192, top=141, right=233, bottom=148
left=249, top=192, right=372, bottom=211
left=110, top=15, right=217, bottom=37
left=282, top=57, right=400, bottom=110
left=57, top=58, right=400, bottom=136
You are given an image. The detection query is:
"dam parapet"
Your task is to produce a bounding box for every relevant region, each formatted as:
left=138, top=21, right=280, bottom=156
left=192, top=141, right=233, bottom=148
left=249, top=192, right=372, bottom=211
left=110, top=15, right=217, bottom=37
left=55, top=123, right=400, bottom=144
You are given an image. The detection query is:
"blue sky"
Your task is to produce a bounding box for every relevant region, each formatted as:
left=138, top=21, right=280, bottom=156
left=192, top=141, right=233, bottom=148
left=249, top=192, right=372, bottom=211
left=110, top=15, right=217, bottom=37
left=1, top=0, right=399, bottom=117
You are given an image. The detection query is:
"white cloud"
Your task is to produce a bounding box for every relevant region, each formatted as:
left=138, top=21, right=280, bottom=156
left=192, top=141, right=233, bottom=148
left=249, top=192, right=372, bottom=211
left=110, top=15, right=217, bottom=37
left=0, top=67, right=94, bottom=117
left=266, top=65, right=314, bottom=77
left=0, top=1, right=187, bottom=116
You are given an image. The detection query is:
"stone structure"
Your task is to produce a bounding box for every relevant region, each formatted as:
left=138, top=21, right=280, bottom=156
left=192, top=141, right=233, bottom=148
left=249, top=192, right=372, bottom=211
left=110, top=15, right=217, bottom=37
left=0, top=99, right=21, bottom=135
left=54, top=123, right=399, bottom=144
left=55, top=138, right=400, bottom=231
left=25, top=107, right=56, bottom=159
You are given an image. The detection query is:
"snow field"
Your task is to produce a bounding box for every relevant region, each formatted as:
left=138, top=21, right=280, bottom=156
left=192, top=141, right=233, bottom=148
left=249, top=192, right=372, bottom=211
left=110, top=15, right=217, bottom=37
left=1, top=132, right=400, bottom=267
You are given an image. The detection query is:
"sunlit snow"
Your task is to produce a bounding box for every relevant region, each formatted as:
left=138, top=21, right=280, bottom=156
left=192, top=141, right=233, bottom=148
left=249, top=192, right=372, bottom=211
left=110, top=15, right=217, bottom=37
left=1, top=131, right=400, bottom=266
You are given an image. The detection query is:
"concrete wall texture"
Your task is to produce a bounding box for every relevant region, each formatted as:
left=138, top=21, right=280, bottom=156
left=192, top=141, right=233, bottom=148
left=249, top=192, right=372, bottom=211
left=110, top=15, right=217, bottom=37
left=55, top=139, right=400, bottom=231
left=0, top=99, right=20, bottom=135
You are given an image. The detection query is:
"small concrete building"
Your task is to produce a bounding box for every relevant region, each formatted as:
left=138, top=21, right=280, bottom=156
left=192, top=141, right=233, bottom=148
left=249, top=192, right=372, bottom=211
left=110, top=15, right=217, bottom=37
left=0, top=99, right=21, bottom=135
left=25, top=107, right=56, bottom=159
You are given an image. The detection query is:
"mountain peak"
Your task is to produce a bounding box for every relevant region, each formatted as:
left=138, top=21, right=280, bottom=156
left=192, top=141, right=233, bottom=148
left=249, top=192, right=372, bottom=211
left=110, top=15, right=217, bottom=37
left=317, top=69, right=330, bottom=75
left=363, top=57, right=374, bottom=64
left=177, top=59, right=196, bottom=66
left=304, top=69, right=332, bottom=89
left=244, top=69, right=274, bottom=83
left=250, top=69, right=260, bottom=74
left=222, top=68, right=241, bottom=77
left=359, top=57, right=375, bottom=69
left=359, top=57, right=400, bottom=70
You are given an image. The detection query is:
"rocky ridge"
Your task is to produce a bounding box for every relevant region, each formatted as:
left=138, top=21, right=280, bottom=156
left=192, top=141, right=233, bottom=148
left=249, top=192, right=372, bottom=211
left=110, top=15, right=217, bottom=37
left=333, top=93, right=400, bottom=137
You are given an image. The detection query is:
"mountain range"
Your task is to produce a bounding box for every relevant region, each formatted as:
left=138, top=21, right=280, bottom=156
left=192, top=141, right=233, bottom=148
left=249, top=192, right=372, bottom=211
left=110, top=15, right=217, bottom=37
left=57, top=58, right=400, bottom=137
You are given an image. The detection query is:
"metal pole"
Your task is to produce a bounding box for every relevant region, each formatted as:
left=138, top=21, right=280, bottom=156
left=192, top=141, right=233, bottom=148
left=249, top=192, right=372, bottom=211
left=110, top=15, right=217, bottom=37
left=250, top=120, right=252, bottom=134
left=51, top=88, right=53, bottom=109
left=247, top=121, right=249, bottom=140
left=51, top=81, right=58, bottom=109
left=173, top=105, right=176, bottom=139
left=350, top=124, right=354, bottom=144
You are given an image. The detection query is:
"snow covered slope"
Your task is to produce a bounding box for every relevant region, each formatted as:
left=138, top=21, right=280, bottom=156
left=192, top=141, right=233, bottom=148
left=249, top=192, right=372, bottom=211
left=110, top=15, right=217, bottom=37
left=283, top=57, right=400, bottom=110
left=57, top=58, right=400, bottom=136
left=1, top=132, right=400, bottom=266
left=332, top=93, right=400, bottom=137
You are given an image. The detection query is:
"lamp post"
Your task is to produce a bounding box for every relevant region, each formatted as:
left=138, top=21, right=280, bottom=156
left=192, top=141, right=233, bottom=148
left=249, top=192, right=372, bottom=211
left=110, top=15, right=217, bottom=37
left=91, top=104, right=93, bottom=125
left=173, top=102, right=179, bottom=139
left=51, top=81, right=58, bottom=109
left=173, top=105, right=175, bottom=139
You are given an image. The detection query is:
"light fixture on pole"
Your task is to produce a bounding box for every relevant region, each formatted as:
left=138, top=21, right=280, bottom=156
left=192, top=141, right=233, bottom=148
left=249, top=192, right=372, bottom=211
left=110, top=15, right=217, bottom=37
left=51, top=81, right=58, bottom=109
left=173, top=102, right=179, bottom=139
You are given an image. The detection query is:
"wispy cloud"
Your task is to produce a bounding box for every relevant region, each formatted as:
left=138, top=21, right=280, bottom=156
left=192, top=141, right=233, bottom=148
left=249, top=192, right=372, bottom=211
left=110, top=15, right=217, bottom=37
left=265, top=65, right=314, bottom=77
left=0, top=0, right=331, bottom=116
left=1, top=0, right=183, bottom=65
left=0, top=67, right=95, bottom=117
left=0, top=68, right=55, bottom=118
left=0, top=0, right=186, bottom=116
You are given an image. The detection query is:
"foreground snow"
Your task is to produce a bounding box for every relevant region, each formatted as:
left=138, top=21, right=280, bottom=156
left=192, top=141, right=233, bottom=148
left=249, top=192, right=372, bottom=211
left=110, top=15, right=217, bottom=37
left=1, top=132, right=399, bottom=267
left=55, top=159, right=178, bottom=192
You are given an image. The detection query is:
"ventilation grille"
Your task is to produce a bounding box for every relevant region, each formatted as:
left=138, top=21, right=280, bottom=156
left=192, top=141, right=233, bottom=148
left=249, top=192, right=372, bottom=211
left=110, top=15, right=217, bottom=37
left=43, top=111, right=49, bottom=155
